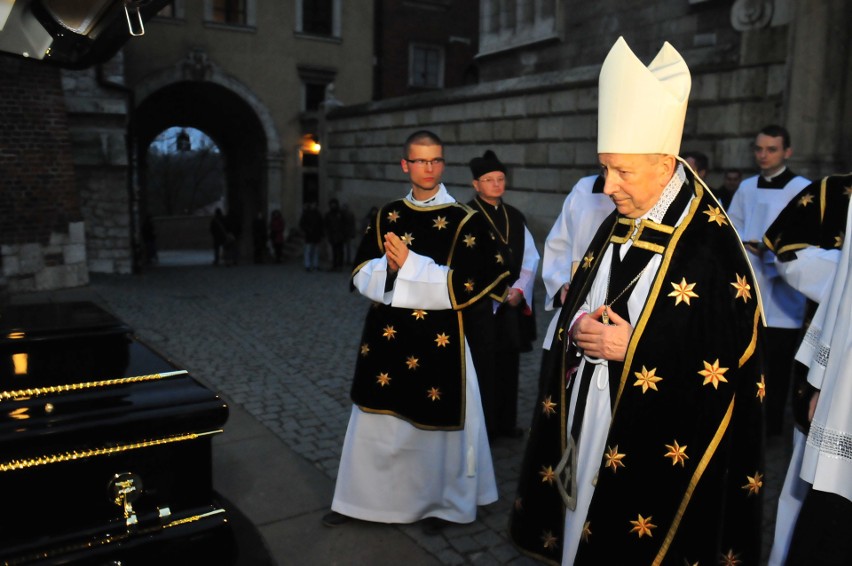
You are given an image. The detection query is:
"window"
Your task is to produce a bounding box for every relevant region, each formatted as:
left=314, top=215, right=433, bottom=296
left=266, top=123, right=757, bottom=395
left=295, top=0, right=341, bottom=38
left=156, top=1, right=185, bottom=19
left=409, top=44, right=444, bottom=89
left=298, top=66, right=337, bottom=112
left=212, top=0, right=247, bottom=25
left=479, top=0, right=561, bottom=56
left=304, top=83, right=328, bottom=112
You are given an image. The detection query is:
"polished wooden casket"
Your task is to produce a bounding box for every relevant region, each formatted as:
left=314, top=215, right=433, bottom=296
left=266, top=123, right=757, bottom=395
left=0, top=302, right=234, bottom=565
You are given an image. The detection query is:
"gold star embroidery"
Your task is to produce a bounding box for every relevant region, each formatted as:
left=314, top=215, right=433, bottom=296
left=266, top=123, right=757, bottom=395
left=669, top=278, right=699, bottom=306
left=557, top=327, right=564, bottom=342
left=703, top=204, right=728, bottom=227
left=604, top=445, right=626, bottom=473
left=376, top=372, right=391, bottom=387
left=580, top=521, right=591, bottom=542
left=633, top=366, right=663, bottom=393
left=582, top=253, right=594, bottom=269
left=411, top=309, right=427, bottom=320
left=387, top=210, right=400, bottom=223
left=541, top=395, right=557, bottom=416
left=495, top=252, right=505, bottom=265
left=664, top=440, right=689, bottom=467
left=382, top=325, right=397, bottom=340
left=629, top=514, right=656, bottom=538
left=756, top=375, right=766, bottom=402
left=427, top=387, right=441, bottom=401
left=463, top=234, right=476, bottom=248
left=541, top=530, right=558, bottom=550
left=432, top=215, right=448, bottom=230
left=400, top=232, right=414, bottom=246
left=797, top=193, right=815, bottom=207
left=360, top=343, right=370, bottom=357
left=434, top=332, right=450, bottom=347
left=464, top=279, right=475, bottom=292
left=836, top=232, right=845, bottom=248
left=699, top=359, right=729, bottom=389
left=405, top=356, right=420, bottom=370
left=720, top=549, right=742, bottom=566
left=742, top=471, right=763, bottom=496
left=731, top=274, right=752, bottom=302
left=539, top=465, right=556, bottom=485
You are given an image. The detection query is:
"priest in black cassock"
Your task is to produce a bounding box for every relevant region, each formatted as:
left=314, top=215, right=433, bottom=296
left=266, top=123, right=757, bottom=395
left=464, top=150, right=540, bottom=439
left=510, top=37, right=765, bottom=565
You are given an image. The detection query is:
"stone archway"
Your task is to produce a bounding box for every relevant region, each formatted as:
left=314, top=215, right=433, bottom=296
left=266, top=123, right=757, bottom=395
left=133, top=78, right=273, bottom=263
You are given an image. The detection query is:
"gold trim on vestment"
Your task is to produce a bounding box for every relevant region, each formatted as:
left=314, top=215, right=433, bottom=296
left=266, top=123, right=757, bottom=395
left=739, top=306, right=761, bottom=368
left=653, top=397, right=735, bottom=565
left=0, top=371, right=188, bottom=402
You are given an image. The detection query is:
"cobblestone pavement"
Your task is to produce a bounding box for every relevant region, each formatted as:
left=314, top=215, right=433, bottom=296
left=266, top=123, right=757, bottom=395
left=70, top=256, right=790, bottom=565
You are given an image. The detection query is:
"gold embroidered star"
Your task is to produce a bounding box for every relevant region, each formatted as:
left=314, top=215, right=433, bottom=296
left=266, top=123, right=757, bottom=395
left=376, top=372, right=391, bottom=387
left=360, top=343, right=370, bottom=357
left=582, top=253, right=594, bottom=269
left=741, top=471, right=763, bottom=496
left=382, top=325, right=397, bottom=340
left=427, top=387, right=441, bottom=401
left=604, top=445, right=626, bottom=473
left=720, top=549, right=742, bottom=566
left=756, top=375, right=766, bottom=402
left=797, top=193, right=815, bottom=207
left=387, top=210, right=400, bottom=223
left=699, top=359, right=729, bottom=389
left=400, top=232, right=415, bottom=246
left=629, top=514, right=656, bottom=538
left=664, top=440, right=689, bottom=467
left=405, top=356, right=420, bottom=370
left=836, top=232, right=845, bottom=248
left=541, top=395, right=557, bottom=416
left=432, top=215, right=448, bottom=230
left=434, top=332, right=450, bottom=347
left=557, top=327, right=564, bottom=342
left=541, top=530, right=558, bottom=550
left=633, top=366, right=663, bottom=393
left=464, top=279, right=475, bottom=292
left=703, top=204, right=728, bottom=226
left=463, top=234, right=476, bottom=248
left=539, top=465, right=556, bottom=485
left=495, top=252, right=505, bottom=265
left=411, top=309, right=427, bottom=320
left=731, top=273, right=752, bottom=302
left=668, top=278, right=699, bottom=306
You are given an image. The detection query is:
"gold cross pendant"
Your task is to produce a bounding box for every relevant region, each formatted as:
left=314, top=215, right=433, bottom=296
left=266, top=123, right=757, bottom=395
left=601, top=307, right=609, bottom=325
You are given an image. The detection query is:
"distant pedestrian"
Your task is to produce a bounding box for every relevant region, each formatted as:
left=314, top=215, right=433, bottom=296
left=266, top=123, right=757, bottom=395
left=269, top=209, right=286, bottom=263
left=299, top=202, right=323, bottom=271
left=210, top=208, right=231, bottom=266
left=141, top=214, right=158, bottom=265
left=325, top=199, right=345, bottom=271
left=341, top=202, right=356, bottom=265
left=719, top=168, right=742, bottom=209
left=252, top=212, right=267, bottom=264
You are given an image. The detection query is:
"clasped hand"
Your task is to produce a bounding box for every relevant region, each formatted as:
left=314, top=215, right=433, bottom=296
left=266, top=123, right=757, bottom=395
left=384, top=232, right=409, bottom=272
left=572, top=306, right=632, bottom=361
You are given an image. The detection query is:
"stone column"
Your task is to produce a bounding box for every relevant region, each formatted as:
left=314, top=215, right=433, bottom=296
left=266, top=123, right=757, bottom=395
left=783, top=0, right=851, bottom=177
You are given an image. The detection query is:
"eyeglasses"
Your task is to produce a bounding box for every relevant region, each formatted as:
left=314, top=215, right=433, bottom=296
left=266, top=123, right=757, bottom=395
left=405, top=158, right=446, bottom=167
left=477, top=176, right=505, bottom=184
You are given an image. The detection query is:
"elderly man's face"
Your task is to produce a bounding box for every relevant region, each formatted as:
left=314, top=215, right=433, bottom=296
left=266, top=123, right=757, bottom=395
left=599, top=153, right=675, bottom=218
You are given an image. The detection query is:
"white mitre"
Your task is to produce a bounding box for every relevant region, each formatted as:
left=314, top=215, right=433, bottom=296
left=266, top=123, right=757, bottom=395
left=597, top=36, right=691, bottom=155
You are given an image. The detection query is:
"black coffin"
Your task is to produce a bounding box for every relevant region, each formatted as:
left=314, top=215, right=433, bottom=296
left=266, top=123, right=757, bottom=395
left=0, top=302, right=235, bottom=565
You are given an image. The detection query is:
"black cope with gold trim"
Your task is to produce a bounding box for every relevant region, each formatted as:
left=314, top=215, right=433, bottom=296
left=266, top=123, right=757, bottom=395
left=349, top=199, right=509, bottom=430
left=510, top=174, right=766, bottom=565
left=764, top=173, right=852, bottom=258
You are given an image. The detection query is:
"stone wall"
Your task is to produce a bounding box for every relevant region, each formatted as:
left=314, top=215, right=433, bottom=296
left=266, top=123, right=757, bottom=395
left=324, top=51, right=787, bottom=242
left=0, top=57, right=89, bottom=297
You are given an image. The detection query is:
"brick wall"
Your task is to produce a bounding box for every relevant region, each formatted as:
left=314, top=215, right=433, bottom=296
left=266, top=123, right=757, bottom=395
left=0, top=57, right=88, bottom=297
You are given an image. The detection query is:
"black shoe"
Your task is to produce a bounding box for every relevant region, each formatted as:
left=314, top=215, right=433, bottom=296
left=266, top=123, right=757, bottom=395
left=321, top=511, right=350, bottom=527
left=421, top=517, right=452, bottom=536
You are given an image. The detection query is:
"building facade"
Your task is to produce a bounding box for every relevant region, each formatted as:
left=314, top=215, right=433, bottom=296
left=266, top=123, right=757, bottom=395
left=323, top=0, right=852, bottom=241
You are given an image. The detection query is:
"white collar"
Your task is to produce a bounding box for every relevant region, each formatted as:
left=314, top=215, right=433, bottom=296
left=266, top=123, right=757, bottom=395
left=405, top=183, right=455, bottom=207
